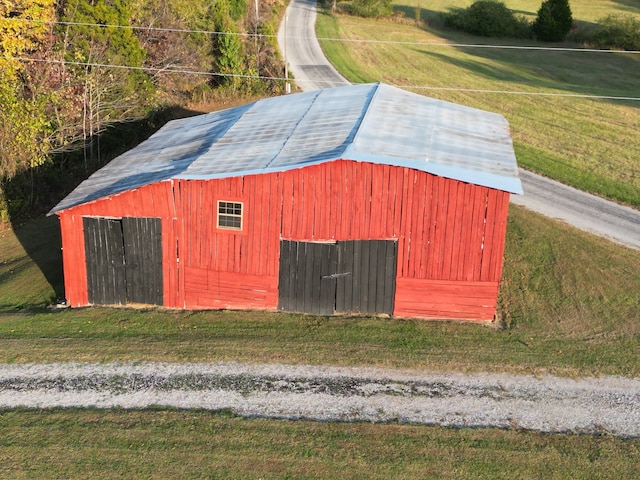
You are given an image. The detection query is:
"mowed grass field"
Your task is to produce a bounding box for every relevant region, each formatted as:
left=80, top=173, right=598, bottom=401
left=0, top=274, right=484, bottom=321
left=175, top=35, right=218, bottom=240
left=1, top=1, right=640, bottom=476
left=1, top=409, right=639, bottom=479
left=317, top=0, right=640, bottom=207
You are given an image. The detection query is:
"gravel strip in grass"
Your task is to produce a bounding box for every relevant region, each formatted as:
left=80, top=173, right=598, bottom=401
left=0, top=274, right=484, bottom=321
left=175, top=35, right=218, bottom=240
left=1, top=362, right=638, bottom=438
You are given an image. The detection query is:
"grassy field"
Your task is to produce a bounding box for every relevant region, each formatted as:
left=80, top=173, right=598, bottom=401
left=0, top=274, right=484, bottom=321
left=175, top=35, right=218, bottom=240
left=1, top=409, right=639, bottom=479
left=317, top=0, right=640, bottom=207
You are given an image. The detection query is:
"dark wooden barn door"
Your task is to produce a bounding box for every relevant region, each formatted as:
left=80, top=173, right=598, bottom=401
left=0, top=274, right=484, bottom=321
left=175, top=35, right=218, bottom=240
left=278, top=240, right=338, bottom=315
left=278, top=240, right=397, bottom=315
left=335, top=240, right=397, bottom=315
left=84, top=217, right=127, bottom=305
left=122, top=217, right=163, bottom=305
left=83, top=217, right=163, bottom=306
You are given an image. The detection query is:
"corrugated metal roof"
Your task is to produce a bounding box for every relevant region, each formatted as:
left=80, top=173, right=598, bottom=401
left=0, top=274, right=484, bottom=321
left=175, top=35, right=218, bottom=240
left=50, top=83, right=522, bottom=214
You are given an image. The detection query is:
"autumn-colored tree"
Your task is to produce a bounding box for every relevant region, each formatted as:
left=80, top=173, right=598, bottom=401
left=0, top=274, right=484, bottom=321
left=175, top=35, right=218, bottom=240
left=0, top=0, right=54, bottom=64
left=58, top=0, right=154, bottom=146
left=0, top=0, right=56, bottom=221
left=0, top=0, right=55, bottom=178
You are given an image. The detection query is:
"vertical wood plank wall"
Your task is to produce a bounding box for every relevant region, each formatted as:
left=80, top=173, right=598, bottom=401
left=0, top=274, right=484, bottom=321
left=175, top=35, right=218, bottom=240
left=57, top=160, right=510, bottom=320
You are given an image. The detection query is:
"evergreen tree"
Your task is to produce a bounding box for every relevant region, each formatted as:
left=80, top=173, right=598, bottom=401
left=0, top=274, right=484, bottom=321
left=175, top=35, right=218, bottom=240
left=210, top=0, right=245, bottom=89
left=532, top=0, right=573, bottom=42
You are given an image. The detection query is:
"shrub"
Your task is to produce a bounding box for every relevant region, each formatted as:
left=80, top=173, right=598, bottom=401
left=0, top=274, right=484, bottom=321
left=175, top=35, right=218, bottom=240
left=592, top=14, right=640, bottom=51
left=532, top=0, right=573, bottom=42
left=350, top=0, right=393, bottom=18
left=443, top=1, right=531, bottom=38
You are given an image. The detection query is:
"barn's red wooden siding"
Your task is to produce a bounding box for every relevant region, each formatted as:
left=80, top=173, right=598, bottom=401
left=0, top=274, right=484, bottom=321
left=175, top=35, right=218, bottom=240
left=57, top=159, right=510, bottom=320
left=57, top=181, right=181, bottom=308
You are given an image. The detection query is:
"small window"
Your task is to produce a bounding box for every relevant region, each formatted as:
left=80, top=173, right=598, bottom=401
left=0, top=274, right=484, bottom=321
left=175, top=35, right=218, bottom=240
left=217, top=201, right=243, bottom=230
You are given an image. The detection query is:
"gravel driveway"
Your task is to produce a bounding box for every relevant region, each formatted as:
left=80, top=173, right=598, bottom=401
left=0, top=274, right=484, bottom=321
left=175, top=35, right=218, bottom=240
left=2, top=362, right=639, bottom=438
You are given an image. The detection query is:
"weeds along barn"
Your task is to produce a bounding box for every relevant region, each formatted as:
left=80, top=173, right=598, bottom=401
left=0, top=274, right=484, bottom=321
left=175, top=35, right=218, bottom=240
left=50, top=83, right=523, bottom=321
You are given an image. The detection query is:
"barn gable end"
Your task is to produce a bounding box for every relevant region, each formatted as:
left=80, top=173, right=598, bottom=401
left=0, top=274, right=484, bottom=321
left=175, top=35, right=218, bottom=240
left=53, top=84, right=521, bottom=321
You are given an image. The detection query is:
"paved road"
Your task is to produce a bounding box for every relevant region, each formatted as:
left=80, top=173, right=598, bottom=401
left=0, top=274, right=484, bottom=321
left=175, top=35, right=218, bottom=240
left=513, top=170, right=640, bottom=250
left=2, top=362, right=639, bottom=438
left=278, top=0, right=640, bottom=250
left=278, top=0, right=349, bottom=91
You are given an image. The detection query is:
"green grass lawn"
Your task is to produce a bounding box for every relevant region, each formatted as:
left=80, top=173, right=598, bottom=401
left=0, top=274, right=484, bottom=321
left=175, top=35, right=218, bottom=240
left=317, top=0, right=640, bottom=207
left=1, top=409, right=639, bottom=480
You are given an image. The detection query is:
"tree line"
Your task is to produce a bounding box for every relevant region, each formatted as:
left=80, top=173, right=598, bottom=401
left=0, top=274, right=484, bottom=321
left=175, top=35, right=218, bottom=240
left=0, top=0, right=287, bottom=224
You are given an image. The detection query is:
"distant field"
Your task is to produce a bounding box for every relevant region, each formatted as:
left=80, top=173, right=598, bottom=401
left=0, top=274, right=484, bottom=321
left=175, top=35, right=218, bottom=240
left=386, top=0, right=640, bottom=23
left=317, top=0, right=640, bottom=207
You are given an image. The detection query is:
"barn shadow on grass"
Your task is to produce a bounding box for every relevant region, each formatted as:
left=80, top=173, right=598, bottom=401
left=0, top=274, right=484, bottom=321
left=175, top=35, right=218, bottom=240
left=5, top=105, right=204, bottom=308
left=8, top=216, right=65, bottom=305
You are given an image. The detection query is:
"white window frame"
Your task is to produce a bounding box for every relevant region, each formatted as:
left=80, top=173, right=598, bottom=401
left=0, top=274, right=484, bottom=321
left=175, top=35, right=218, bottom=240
left=217, top=200, right=243, bottom=231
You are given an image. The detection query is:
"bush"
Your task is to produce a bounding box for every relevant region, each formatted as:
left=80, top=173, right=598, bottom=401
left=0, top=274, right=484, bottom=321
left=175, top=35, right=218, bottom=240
left=443, top=1, right=531, bottom=38
left=350, top=0, right=393, bottom=18
left=591, top=14, right=640, bottom=51
left=532, top=0, right=573, bottom=42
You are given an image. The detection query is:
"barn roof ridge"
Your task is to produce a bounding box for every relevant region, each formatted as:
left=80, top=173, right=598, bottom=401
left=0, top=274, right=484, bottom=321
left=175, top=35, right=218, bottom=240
left=50, top=83, right=522, bottom=215
left=343, top=81, right=383, bottom=158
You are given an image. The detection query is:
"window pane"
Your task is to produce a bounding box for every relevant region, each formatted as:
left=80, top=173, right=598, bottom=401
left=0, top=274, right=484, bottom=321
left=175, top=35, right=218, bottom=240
left=217, top=201, right=242, bottom=230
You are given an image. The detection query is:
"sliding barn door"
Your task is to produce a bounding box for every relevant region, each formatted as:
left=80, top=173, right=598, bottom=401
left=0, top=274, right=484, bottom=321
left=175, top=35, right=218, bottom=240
left=83, top=217, right=163, bottom=306
left=84, top=217, right=127, bottom=305
left=335, top=240, right=397, bottom=315
left=278, top=240, right=338, bottom=315
left=122, top=217, right=163, bottom=305
left=278, top=240, right=397, bottom=316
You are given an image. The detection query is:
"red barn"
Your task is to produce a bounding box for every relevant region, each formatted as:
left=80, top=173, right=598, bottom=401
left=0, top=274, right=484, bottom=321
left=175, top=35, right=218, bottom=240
left=50, top=83, right=523, bottom=321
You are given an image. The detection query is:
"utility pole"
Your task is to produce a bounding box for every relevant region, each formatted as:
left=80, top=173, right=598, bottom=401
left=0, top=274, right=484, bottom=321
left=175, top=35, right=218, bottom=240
left=255, top=0, right=259, bottom=73
left=284, top=13, right=290, bottom=93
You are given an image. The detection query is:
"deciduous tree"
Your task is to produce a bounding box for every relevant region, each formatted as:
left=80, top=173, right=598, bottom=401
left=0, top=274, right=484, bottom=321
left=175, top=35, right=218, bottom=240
left=0, top=0, right=55, bottom=221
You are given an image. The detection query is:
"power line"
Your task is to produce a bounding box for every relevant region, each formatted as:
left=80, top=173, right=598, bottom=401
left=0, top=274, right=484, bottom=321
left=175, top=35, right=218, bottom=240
left=9, top=56, right=275, bottom=81
left=317, top=37, right=640, bottom=55
left=401, top=85, right=640, bottom=102
left=8, top=56, right=640, bottom=102
left=12, top=17, right=640, bottom=55
left=32, top=18, right=255, bottom=38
